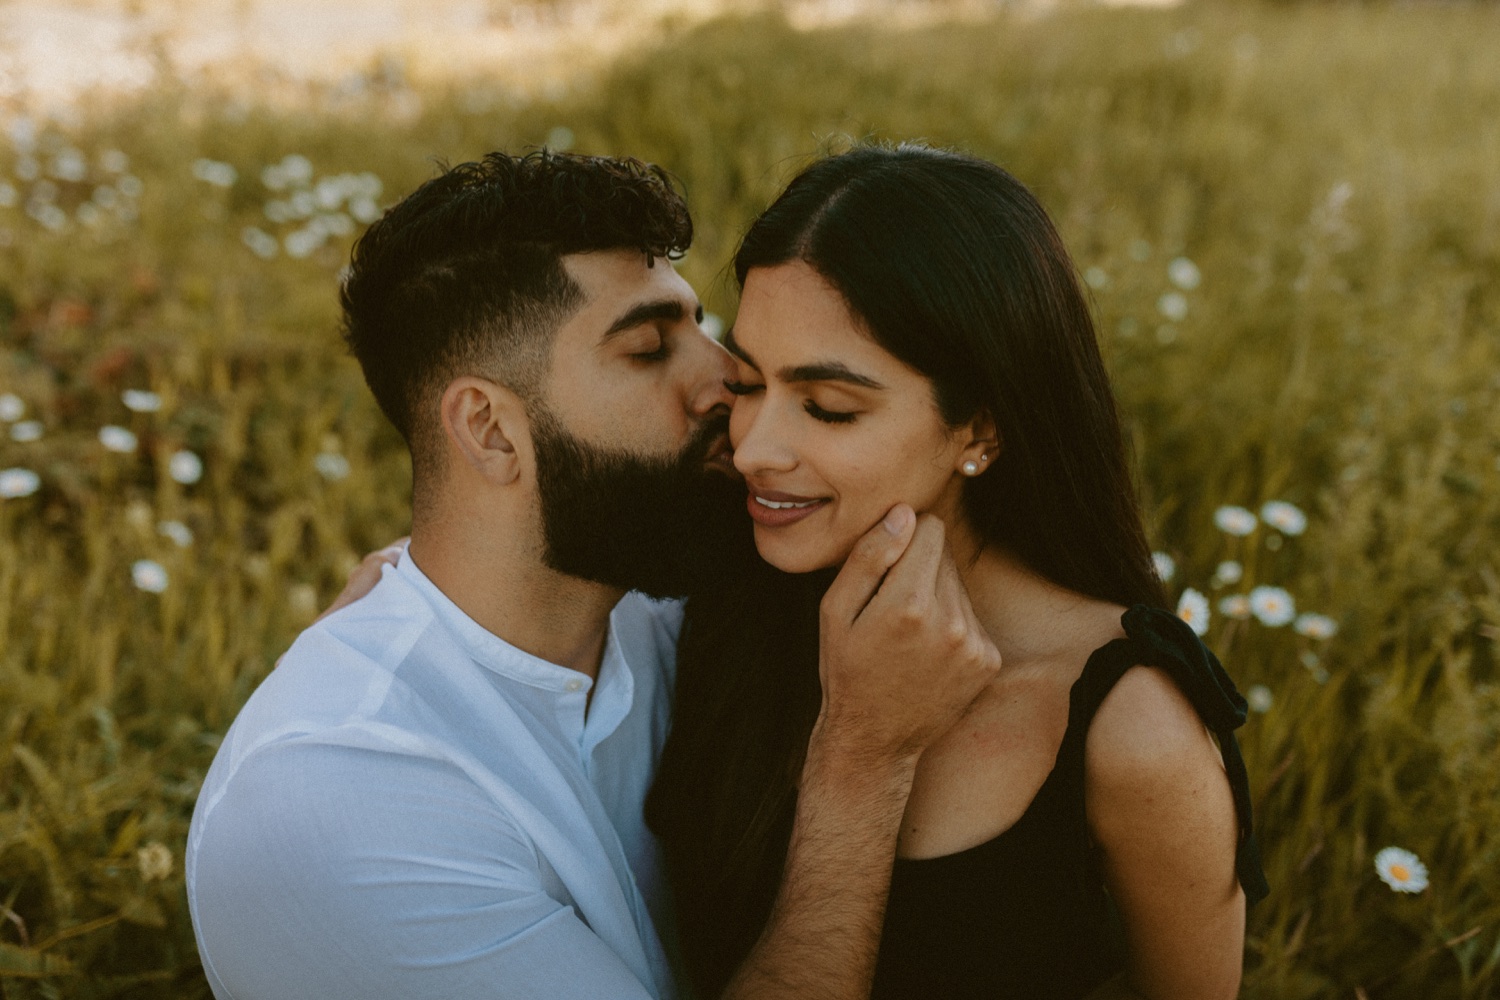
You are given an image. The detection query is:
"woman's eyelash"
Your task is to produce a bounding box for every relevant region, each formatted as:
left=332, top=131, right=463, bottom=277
left=723, top=379, right=762, bottom=396
left=804, top=401, right=857, bottom=424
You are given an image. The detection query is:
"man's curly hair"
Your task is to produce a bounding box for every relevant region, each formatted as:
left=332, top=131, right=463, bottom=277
left=339, top=149, right=692, bottom=484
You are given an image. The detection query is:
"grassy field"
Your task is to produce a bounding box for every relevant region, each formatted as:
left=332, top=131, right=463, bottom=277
left=3, top=2, right=1500, bottom=997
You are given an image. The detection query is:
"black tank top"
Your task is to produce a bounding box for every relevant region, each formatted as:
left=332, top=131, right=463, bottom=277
left=870, top=605, right=1270, bottom=1000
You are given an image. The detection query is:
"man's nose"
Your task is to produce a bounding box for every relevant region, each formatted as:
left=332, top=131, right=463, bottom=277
left=685, top=328, right=737, bottom=418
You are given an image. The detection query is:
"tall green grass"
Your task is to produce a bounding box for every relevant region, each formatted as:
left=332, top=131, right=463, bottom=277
left=2, top=3, right=1498, bottom=996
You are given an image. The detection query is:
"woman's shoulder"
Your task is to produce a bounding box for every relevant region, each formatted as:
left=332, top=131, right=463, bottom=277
left=1080, top=605, right=1239, bottom=829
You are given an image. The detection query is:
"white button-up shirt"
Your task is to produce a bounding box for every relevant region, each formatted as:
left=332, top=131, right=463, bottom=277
left=187, top=553, right=683, bottom=999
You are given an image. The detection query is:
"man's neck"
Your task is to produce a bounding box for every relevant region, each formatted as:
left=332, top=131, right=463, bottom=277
left=406, top=520, right=624, bottom=681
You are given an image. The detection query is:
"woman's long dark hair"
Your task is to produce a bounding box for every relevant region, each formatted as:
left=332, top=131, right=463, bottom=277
left=644, top=144, right=1166, bottom=997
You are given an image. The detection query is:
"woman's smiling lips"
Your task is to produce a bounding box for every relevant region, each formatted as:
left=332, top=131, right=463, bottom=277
left=746, top=487, right=830, bottom=527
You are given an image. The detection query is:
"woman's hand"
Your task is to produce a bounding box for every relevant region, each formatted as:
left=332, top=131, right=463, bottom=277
left=315, top=540, right=408, bottom=624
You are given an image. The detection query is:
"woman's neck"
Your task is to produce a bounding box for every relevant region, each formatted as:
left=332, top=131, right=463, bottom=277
left=954, top=541, right=1121, bottom=669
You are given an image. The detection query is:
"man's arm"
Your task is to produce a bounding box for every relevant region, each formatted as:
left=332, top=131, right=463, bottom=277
left=721, top=507, right=1002, bottom=1000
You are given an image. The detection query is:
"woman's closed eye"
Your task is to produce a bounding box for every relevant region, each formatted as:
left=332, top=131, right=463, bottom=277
left=723, top=379, right=763, bottom=396
left=804, top=400, right=857, bottom=424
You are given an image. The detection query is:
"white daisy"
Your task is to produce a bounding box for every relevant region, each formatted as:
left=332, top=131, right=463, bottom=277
left=1294, top=613, right=1338, bottom=640
left=137, top=841, right=173, bottom=882
left=349, top=196, right=382, bottom=224
left=122, top=389, right=162, bottom=413
left=1373, top=846, right=1428, bottom=894
left=242, top=226, right=280, bottom=260
left=1249, top=585, right=1296, bottom=627
left=0, top=467, right=41, bottom=498
left=1218, top=594, right=1252, bottom=620
left=169, top=450, right=203, bottom=485
left=1213, top=505, right=1258, bottom=536
left=10, top=420, right=43, bottom=442
left=1167, top=256, right=1201, bottom=290
left=1213, top=560, right=1243, bottom=586
left=50, top=148, right=87, bottom=183
left=1152, top=551, right=1176, bottom=583
left=1157, top=291, right=1189, bottom=322
left=0, top=392, right=24, bottom=422
left=279, top=154, right=314, bottom=187
left=314, top=451, right=351, bottom=481
left=98, top=425, right=138, bottom=453
left=1176, top=588, right=1210, bottom=636
left=1260, top=500, right=1308, bottom=536
left=289, top=583, right=320, bottom=618
left=1245, top=684, right=1273, bottom=713
left=158, top=520, right=194, bottom=548
left=131, top=559, right=169, bottom=593
left=191, top=158, right=238, bottom=188
left=284, top=227, right=325, bottom=259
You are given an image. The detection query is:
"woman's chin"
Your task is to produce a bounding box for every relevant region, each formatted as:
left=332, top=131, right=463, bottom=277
left=752, top=527, right=848, bottom=576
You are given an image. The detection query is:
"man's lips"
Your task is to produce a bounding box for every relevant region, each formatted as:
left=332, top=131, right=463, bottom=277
left=745, top=486, right=829, bottom=527
left=702, top=431, right=739, bottom=476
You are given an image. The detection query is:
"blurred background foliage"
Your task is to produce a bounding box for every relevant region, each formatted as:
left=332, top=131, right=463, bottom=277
left=2, top=1, right=1499, bottom=997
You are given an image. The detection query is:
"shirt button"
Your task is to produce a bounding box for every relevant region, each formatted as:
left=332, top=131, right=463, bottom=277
left=565, top=680, right=584, bottom=693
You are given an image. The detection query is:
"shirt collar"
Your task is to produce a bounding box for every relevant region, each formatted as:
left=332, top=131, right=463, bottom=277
left=395, top=549, right=604, bottom=696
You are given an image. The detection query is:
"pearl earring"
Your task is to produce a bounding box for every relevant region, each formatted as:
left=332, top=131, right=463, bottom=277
left=962, top=460, right=979, bottom=476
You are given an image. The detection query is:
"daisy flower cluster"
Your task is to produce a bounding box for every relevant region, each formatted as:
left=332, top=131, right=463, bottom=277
left=1154, top=498, right=1343, bottom=698
left=2, top=369, right=362, bottom=599
left=1, top=115, right=142, bottom=239
left=230, top=153, right=386, bottom=262
left=1083, top=244, right=1207, bottom=347
left=1, top=381, right=212, bottom=593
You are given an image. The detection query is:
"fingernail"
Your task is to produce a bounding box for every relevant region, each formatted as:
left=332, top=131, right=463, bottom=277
left=884, top=506, right=910, bottom=535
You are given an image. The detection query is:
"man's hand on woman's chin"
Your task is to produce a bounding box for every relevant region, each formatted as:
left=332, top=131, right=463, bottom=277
left=813, top=504, right=1003, bottom=770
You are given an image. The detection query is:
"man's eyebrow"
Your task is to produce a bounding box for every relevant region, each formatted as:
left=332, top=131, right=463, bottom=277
left=601, top=299, right=689, bottom=340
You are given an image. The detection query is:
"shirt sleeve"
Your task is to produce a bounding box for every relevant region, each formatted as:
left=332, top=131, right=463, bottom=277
left=190, top=740, right=661, bottom=1000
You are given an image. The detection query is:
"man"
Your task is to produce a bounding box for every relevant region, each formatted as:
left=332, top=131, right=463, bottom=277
left=187, top=151, right=999, bottom=999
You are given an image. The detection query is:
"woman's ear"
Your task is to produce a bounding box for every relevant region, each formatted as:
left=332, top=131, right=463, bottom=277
left=956, top=410, right=1001, bottom=477
left=440, top=376, right=528, bottom=486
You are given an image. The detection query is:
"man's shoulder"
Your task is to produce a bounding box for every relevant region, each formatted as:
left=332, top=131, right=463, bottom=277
left=612, top=593, right=686, bottom=685
left=617, top=592, right=686, bottom=639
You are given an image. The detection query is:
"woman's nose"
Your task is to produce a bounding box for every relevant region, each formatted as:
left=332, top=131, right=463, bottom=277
left=731, top=396, right=798, bottom=477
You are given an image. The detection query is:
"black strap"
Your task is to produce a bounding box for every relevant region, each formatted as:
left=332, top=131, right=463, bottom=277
left=1065, top=606, right=1270, bottom=907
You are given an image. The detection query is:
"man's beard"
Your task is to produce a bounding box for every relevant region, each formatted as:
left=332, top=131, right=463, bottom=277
left=530, top=405, right=755, bottom=599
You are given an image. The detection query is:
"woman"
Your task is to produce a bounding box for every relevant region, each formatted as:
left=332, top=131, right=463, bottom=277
left=644, top=144, right=1267, bottom=1000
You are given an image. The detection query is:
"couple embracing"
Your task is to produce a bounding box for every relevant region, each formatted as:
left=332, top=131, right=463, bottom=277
left=187, top=144, right=1267, bottom=1000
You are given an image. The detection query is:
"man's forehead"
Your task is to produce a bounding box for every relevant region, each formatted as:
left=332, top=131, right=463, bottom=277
left=562, top=248, right=691, bottom=300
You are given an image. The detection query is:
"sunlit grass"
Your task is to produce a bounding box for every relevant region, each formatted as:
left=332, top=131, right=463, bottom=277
left=2, top=3, right=1499, bottom=997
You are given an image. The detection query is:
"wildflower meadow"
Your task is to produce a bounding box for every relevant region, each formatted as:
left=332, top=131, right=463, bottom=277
left=2, top=3, right=1500, bottom=997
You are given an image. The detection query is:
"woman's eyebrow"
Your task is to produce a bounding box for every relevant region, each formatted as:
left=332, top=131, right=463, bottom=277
left=723, top=330, right=883, bottom=389
left=722, top=328, right=760, bottom=370
left=780, top=362, right=884, bottom=390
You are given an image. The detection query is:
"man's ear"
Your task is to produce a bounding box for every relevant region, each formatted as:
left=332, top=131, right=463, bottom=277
left=439, top=376, right=529, bottom=486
